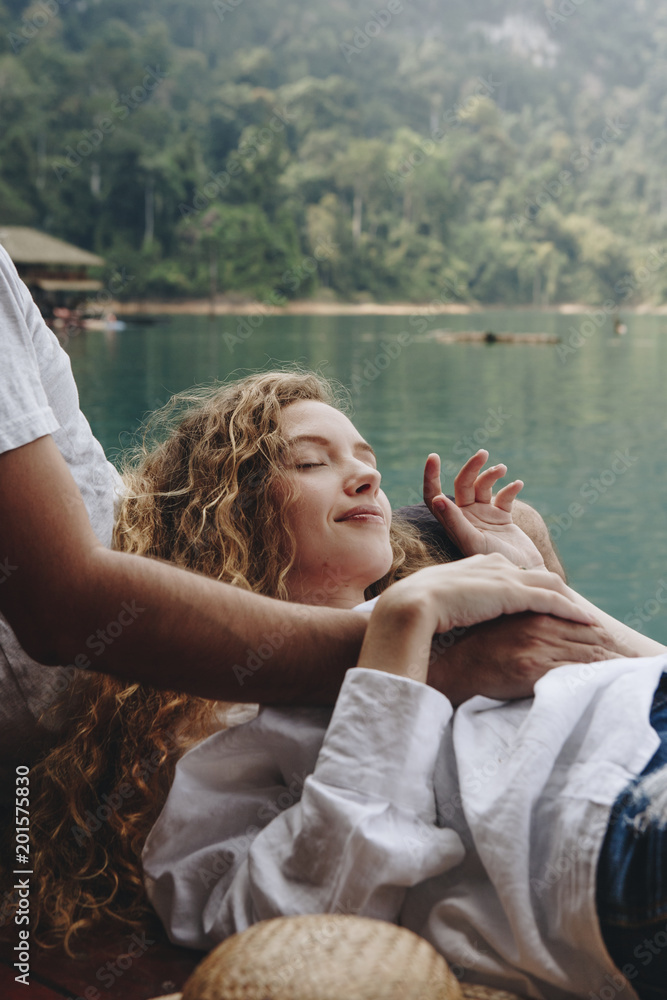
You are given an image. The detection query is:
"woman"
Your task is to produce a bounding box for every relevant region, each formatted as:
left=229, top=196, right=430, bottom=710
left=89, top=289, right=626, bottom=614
left=20, top=368, right=484, bottom=951
left=135, top=372, right=666, bottom=1000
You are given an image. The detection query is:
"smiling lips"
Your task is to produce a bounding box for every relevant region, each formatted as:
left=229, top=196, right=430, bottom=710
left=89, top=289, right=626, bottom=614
left=335, top=505, right=385, bottom=523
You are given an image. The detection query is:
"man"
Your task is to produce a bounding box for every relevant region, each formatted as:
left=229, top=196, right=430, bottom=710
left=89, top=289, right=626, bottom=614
left=0, top=244, right=619, bottom=801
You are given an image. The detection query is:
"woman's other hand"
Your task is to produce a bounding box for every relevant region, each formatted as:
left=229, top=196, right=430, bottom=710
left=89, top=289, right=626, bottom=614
left=356, top=554, right=596, bottom=685
left=423, top=451, right=545, bottom=569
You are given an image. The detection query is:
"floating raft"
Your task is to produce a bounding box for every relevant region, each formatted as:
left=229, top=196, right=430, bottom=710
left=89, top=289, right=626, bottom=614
left=428, top=330, right=560, bottom=344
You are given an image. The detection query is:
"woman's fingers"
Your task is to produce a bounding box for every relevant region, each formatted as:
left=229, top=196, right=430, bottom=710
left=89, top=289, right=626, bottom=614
left=512, top=566, right=596, bottom=625
left=520, top=587, right=594, bottom=625
left=472, top=464, right=507, bottom=504
left=493, top=479, right=523, bottom=512
left=432, top=494, right=484, bottom=553
left=423, top=452, right=443, bottom=509
left=453, top=453, right=524, bottom=513
left=454, top=449, right=489, bottom=506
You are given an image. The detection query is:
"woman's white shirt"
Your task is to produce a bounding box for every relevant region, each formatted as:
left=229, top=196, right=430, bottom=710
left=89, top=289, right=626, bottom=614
left=142, top=628, right=666, bottom=1000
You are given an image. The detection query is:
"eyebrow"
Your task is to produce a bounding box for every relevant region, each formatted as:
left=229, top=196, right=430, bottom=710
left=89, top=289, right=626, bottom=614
left=287, top=434, right=377, bottom=460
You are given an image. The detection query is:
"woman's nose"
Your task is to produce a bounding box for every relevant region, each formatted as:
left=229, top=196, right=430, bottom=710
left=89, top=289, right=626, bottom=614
left=346, top=464, right=381, bottom=495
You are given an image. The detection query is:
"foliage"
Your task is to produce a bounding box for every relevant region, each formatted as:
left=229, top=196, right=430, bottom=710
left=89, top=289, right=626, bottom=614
left=1, top=0, right=666, bottom=305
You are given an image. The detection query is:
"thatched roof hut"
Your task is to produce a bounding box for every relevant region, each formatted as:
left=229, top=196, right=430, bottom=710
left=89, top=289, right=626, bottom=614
left=0, top=226, right=105, bottom=314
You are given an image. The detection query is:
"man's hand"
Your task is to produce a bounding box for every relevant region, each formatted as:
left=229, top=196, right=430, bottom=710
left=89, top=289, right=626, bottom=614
left=427, top=612, right=629, bottom=707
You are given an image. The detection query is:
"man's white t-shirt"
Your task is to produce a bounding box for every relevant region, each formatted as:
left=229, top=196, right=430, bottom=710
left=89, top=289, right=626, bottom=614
left=0, top=245, right=122, bottom=790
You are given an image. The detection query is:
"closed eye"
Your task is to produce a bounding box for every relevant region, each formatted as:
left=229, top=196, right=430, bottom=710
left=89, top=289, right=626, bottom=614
left=295, top=462, right=325, bottom=469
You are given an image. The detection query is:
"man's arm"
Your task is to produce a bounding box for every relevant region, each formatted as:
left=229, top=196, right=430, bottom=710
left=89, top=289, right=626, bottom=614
left=513, top=499, right=565, bottom=579
left=427, top=612, right=637, bottom=706
left=1, top=439, right=638, bottom=712
left=0, top=436, right=366, bottom=705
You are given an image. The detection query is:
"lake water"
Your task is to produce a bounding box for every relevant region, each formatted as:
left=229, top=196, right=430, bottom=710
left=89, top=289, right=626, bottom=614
left=66, top=309, right=667, bottom=643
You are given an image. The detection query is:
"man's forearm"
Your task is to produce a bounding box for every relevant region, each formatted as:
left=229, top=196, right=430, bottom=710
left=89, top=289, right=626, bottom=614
left=11, top=543, right=367, bottom=705
left=63, top=550, right=366, bottom=704
left=425, top=610, right=647, bottom=706
left=513, top=500, right=565, bottom=579
left=1, top=436, right=366, bottom=705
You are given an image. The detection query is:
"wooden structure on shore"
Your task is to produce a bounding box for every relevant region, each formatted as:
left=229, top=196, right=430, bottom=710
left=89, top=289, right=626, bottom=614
left=0, top=225, right=104, bottom=318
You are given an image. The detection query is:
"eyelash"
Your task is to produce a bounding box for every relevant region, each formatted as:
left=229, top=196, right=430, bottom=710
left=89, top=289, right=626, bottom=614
left=295, top=463, right=325, bottom=470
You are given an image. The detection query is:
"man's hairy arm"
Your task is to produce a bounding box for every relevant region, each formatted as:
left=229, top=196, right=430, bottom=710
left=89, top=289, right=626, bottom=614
left=427, top=612, right=632, bottom=707
left=513, top=499, right=565, bottom=579
left=0, top=436, right=366, bottom=705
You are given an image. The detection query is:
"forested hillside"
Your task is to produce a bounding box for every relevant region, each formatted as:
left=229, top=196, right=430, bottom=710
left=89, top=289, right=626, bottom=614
left=1, top=0, right=667, bottom=304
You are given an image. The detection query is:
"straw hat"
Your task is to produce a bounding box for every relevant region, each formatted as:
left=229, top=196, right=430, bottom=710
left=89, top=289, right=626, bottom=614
left=163, top=915, right=524, bottom=1000
left=150, top=989, right=523, bottom=1000
left=461, top=989, right=525, bottom=1000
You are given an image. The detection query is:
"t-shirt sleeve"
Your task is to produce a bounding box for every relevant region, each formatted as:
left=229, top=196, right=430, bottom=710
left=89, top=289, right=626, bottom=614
left=0, top=245, right=59, bottom=454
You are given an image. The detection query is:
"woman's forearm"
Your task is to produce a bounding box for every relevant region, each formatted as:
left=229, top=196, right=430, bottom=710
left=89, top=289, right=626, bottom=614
left=355, top=596, right=434, bottom=682
left=564, top=585, right=665, bottom=658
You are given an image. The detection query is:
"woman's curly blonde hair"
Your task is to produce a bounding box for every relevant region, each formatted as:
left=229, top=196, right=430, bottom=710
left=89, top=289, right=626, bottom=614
left=20, top=369, right=444, bottom=953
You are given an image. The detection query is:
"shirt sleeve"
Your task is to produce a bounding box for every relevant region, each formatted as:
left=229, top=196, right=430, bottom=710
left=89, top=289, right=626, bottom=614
left=142, top=668, right=463, bottom=950
left=0, top=246, right=59, bottom=454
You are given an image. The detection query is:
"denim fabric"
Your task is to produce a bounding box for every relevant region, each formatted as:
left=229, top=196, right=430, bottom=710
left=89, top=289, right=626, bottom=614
left=596, top=673, right=667, bottom=1000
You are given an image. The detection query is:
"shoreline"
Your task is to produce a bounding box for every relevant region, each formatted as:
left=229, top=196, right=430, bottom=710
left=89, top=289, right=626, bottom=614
left=112, top=298, right=667, bottom=316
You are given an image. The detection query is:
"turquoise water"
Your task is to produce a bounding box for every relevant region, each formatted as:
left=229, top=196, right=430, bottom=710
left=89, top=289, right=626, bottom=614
left=66, top=310, right=667, bottom=642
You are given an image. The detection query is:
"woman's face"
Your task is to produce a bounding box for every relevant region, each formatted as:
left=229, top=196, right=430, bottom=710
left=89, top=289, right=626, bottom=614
left=279, top=400, right=393, bottom=608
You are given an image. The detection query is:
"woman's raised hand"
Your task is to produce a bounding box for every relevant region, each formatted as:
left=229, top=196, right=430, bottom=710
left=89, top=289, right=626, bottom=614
left=423, top=450, right=545, bottom=569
